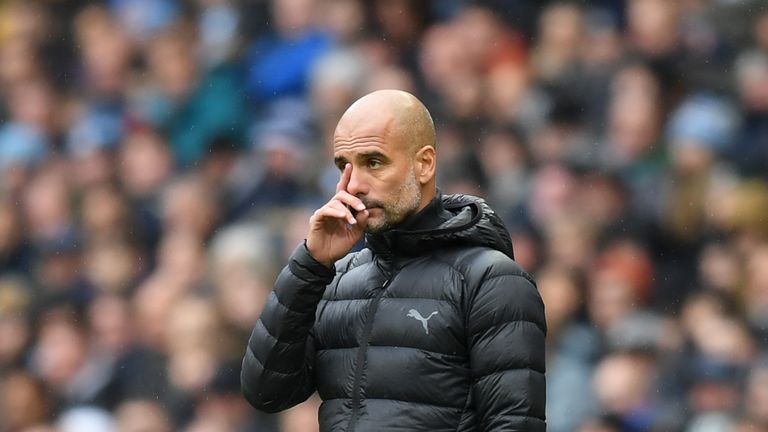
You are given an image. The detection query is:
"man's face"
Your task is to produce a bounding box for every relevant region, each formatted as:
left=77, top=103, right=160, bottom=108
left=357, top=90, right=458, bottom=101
left=333, top=126, right=422, bottom=234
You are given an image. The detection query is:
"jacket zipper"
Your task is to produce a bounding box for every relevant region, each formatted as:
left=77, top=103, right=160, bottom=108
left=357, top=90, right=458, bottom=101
left=346, top=275, right=391, bottom=432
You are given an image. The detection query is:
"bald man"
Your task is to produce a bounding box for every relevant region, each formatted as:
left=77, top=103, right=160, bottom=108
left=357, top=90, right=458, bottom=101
left=241, top=90, right=547, bottom=431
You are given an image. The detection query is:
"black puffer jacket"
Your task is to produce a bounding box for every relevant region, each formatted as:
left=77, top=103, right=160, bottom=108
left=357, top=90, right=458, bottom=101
left=242, top=194, right=547, bottom=431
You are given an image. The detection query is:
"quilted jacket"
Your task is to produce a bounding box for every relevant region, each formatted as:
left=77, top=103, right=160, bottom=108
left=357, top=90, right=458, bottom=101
left=241, top=193, right=547, bottom=431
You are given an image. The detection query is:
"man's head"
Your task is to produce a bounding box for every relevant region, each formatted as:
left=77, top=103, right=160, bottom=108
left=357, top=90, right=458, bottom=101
left=333, top=89, right=436, bottom=233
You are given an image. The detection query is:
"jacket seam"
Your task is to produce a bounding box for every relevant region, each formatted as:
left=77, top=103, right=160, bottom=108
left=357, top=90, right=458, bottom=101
left=319, top=295, right=457, bottom=303
left=288, top=260, right=334, bottom=286
left=481, top=413, right=547, bottom=423
left=474, top=365, right=546, bottom=380
left=263, top=298, right=319, bottom=344
left=480, top=272, right=537, bottom=288
left=346, top=277, right=392, bottom=432
left=324, top=396, right=464, bottom=410
left=334, top=250, right=373, bottom=275
left=244, top=348, right=303, bottom=378
left=456, top=369, right=474, bottom=432
left=469, top=318, right=546, bottom=339
left=434, top=247, right=532, bottom=287
left=314, top=346, right=466, bottom=358
left=362, top=344, right=467, bottom=358
left=367, top=397, right=464, bottom=410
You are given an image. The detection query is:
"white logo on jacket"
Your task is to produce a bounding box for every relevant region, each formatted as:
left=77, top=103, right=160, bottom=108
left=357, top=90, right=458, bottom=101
left=407, top=309, right=438, bottom=335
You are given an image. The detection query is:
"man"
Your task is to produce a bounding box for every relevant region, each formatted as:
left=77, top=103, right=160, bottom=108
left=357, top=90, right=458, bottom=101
left=241, top=90, right=547, bottom=431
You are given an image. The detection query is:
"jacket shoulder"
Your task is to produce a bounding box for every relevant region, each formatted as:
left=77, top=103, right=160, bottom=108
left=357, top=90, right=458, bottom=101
left=453, top=247, right=547, bottom=337
left=447, top=246, right=535, bottom=288
left=333, top=247, right=373, bottom=275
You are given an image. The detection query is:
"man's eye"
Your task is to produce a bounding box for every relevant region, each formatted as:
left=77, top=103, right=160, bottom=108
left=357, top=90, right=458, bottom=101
left=368, top=159, right=381, bottom=168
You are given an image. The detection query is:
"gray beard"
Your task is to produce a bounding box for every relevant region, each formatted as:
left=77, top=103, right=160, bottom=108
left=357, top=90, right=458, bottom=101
left=364, top=207, right=418, bottom=234
left=364, top=170, right=422, bottom=234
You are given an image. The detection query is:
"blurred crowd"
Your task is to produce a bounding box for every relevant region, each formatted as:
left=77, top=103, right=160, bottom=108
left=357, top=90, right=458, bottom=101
left=1, top=0, right=768, bottom=431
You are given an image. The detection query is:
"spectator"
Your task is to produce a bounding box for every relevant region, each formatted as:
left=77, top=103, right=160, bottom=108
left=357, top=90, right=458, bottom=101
left=137, top=25, right=248, bottom=167
left=208, top=223, right=277, bottom=335
left=0, top=371, right=51, bottom=431
left=244, top=0, right=333, bottom=104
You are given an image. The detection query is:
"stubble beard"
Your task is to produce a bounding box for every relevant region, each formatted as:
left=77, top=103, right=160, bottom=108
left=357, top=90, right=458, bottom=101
left=364, top=168, right=422, bottom=234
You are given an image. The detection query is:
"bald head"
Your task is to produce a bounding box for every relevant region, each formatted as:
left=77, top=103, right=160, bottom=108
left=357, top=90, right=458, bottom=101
left=332, top=90, right=438, bottom=227
left=335, top=89, right=435, bottom=154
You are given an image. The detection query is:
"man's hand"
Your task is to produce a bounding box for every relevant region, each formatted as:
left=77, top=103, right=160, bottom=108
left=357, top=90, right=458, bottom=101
left=306, top=164, right=369, bottom=267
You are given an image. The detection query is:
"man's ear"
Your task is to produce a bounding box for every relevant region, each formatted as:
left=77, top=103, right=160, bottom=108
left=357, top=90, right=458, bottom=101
left=415, top=146, right=436, bottom=184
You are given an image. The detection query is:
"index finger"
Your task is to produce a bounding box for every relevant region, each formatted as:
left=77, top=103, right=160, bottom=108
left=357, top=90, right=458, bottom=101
left=336, top=163, right=352, bottom=193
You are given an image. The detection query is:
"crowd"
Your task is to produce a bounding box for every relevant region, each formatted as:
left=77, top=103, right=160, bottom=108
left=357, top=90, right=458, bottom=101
left=1, top=0, right=768, bottom=431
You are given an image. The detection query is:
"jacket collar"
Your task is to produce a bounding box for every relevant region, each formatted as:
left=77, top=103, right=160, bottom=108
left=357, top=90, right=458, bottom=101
left=365, top=191, right=444, bottom=258
left=365, top=191, right=515, bottom=262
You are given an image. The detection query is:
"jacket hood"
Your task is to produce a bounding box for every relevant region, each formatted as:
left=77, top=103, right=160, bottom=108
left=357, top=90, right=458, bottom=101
left=366, top=193, right=515, bottom=260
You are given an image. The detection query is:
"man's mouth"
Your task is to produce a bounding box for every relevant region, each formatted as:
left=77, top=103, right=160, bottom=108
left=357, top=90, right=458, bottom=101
left=360, top=198, right=383, bottom=209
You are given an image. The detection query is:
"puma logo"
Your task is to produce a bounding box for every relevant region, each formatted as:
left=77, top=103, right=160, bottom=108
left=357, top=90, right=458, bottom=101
left=407, top=309, right=438, bottom=335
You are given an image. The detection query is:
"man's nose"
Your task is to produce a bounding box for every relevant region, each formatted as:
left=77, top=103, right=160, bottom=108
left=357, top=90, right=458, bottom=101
left=346, top=166, right=366, bottom=196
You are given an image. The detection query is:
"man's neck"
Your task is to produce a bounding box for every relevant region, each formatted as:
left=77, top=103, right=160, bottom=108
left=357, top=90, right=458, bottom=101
left=391, top=190, right=444, bottom=232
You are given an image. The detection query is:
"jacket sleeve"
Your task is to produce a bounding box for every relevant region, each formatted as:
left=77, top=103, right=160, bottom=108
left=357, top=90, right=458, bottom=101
left=241, top=242, right=336, bottom=413
left=467, top=264, right=547, bottom=431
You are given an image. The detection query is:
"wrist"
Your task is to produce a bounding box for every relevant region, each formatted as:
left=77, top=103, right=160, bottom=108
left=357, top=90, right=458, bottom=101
left=304, top=240, right=335, bottom=269
left=290, top=241, right=336, bottom=282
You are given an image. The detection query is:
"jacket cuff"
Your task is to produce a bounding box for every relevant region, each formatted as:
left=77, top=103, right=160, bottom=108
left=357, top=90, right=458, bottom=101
left=288, top=241, right=336, bottom=285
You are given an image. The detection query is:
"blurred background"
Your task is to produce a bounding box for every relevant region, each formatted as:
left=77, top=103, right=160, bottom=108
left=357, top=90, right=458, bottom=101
left=1, top=0, right=768, bottom=431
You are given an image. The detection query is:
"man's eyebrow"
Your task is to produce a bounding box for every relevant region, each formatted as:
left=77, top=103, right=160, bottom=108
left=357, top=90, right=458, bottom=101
left=334, top=152, right=389, bottom=166
left=333, top=156, right=348, bottom=167
left=358, top=151, right=388, bottom=161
